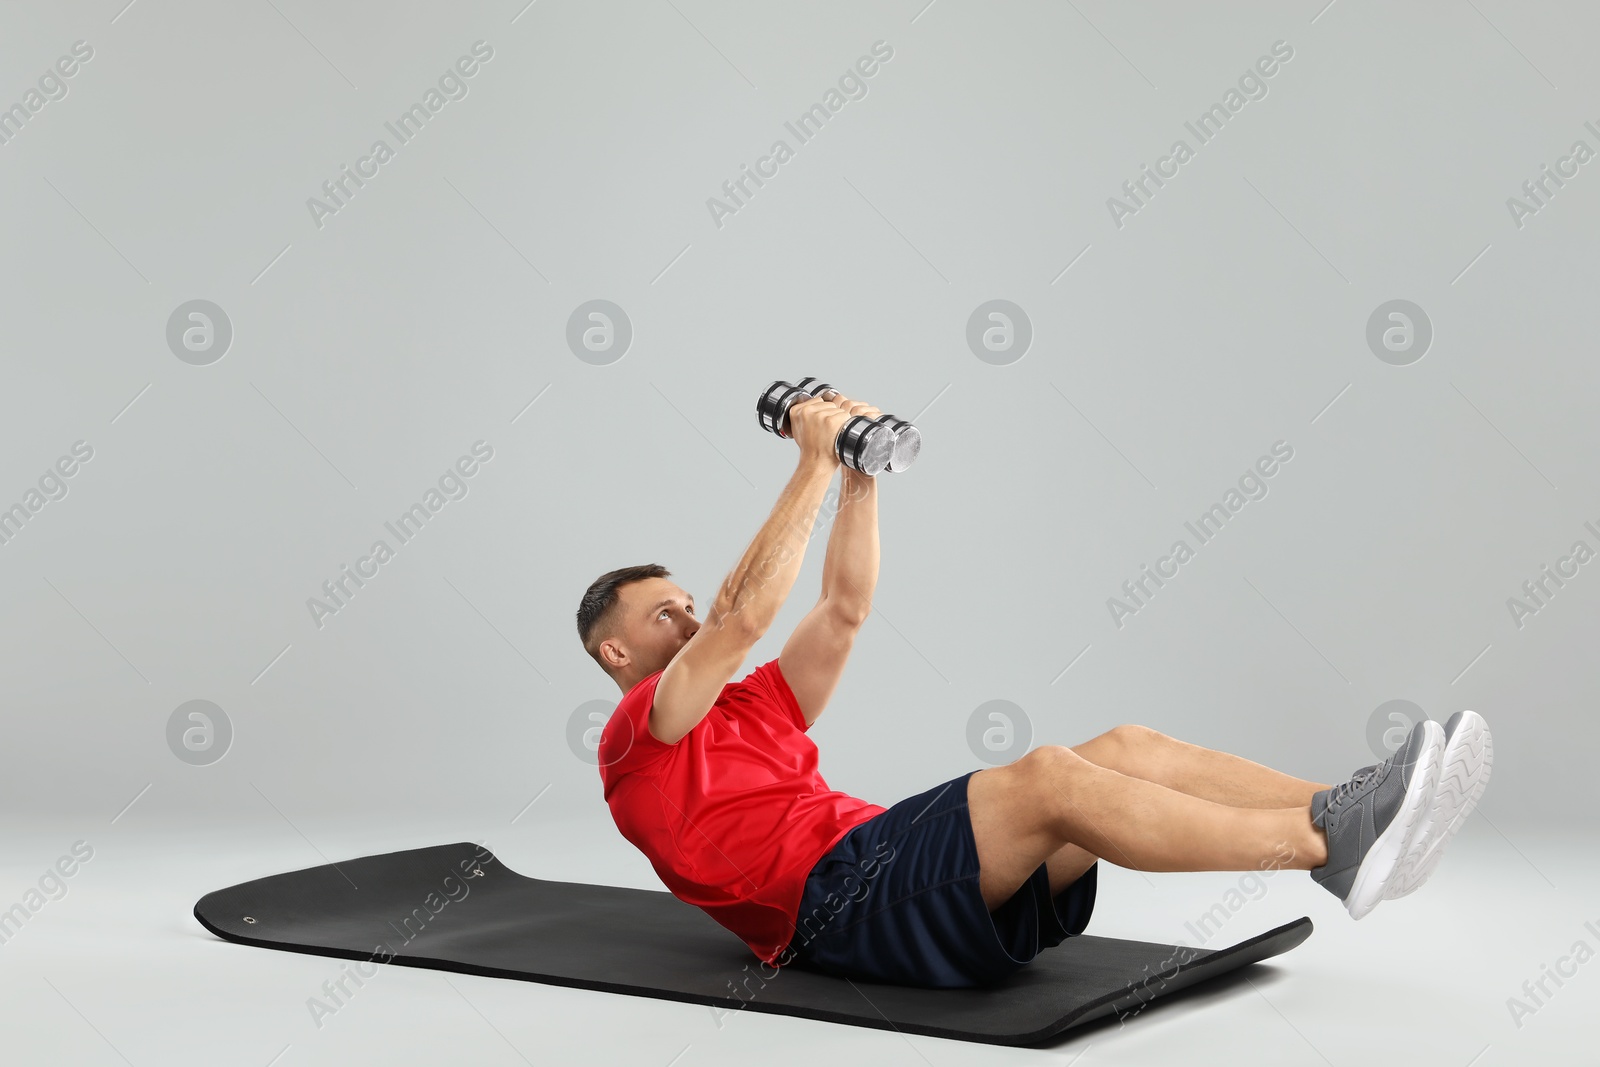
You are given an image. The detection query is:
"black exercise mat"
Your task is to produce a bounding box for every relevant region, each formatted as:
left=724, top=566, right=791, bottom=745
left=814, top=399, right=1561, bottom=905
left=194, top=841, right=1313, bottom=1046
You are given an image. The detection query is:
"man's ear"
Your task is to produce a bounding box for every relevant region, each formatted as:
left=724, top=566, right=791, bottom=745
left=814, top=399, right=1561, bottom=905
left=601, top=637, right=627, bottom=671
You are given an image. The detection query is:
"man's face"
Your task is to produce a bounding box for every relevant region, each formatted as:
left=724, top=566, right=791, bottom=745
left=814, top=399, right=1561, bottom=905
left=618, top=577, right=700, bottom=676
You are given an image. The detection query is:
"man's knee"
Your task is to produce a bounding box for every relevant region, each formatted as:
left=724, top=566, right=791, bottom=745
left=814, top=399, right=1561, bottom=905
left=1105, top=723, right=1167, bottom=751
left=1070, top=724, right=1169, bottom=774
left=979, top=746, right=1089, bottom=847
left=1015, top=744, right=1091, bottom=789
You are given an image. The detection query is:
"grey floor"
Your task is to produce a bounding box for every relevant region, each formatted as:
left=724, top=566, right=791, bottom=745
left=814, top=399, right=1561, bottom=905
left=3, top=813, right=1593, bottom=1066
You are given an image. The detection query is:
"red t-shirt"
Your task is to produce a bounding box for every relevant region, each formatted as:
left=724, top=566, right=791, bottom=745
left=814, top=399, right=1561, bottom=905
left=598, top=658, right=887, bottom=966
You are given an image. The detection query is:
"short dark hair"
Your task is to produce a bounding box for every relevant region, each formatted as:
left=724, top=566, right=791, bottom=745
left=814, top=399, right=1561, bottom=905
left=577, top=563, right=672, bottom=676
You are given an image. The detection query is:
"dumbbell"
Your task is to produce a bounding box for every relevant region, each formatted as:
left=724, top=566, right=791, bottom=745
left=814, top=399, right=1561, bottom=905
left=756, top=378, right=922, bottom=476
left=795, top=377, right=921, bottom=474
left=778, top=377, right=922, bottom=474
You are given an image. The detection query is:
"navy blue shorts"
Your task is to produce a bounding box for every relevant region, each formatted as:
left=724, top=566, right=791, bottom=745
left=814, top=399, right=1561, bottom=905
left=782, top=770, right=1098, bottom=988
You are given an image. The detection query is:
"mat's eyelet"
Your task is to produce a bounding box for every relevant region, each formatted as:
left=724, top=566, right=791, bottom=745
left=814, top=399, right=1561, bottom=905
left=242, top=916, right=257, bottom=924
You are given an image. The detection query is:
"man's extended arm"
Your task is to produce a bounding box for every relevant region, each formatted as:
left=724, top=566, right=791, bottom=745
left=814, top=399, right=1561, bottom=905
left=717, top=457, right=837, bottom=636
left=777, top=440, right=881, bottom=728
left=819, top=467, right=878, bottom=624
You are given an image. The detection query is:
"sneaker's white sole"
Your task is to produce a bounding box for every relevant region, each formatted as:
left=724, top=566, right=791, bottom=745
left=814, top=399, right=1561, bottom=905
left=1383, top=711, right=1494, bottom=899
left=1344, top=720, right=1445, bottom=920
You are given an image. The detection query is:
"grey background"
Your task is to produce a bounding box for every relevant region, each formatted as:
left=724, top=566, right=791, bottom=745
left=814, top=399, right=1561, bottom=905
left=3, top=1, right=1596, bottom=1063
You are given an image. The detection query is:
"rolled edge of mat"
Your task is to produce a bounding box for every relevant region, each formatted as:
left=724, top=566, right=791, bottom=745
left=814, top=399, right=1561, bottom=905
left=1025, top=915, right=1315, bottom=1045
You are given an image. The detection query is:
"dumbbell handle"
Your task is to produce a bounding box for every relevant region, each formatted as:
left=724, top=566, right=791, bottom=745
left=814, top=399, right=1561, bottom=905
left=778, top=384, right=835, bottom=436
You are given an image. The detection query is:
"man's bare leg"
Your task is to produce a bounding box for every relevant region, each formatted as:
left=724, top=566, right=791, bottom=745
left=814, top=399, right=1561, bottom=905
left=1040, top=842, right=1100, bottom=897
left=970, top=744, right=1329, bottom=911
left=1072, top=724, right=1331, bottom=809
left=1036, top=724, right=1332, bottom=896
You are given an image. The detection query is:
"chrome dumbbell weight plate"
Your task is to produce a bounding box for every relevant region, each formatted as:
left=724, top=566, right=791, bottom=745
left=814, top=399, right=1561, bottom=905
left=835, top=415, right=896, bottom=477
left=872, top=413, right=921, bottom=472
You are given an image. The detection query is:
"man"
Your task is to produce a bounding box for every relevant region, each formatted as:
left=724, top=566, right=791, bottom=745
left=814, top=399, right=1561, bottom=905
left=575, top=389, right=1494, bottom=989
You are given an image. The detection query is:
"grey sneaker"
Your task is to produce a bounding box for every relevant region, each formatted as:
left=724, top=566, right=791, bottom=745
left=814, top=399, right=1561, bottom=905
left=1383, top=710, right=1494, bottom=899
left=1309, top=718, right=1445, bottom=919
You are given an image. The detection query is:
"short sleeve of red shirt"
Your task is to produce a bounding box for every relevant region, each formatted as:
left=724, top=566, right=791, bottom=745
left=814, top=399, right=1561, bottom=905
left=598, top=658, right=887, bottom=966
